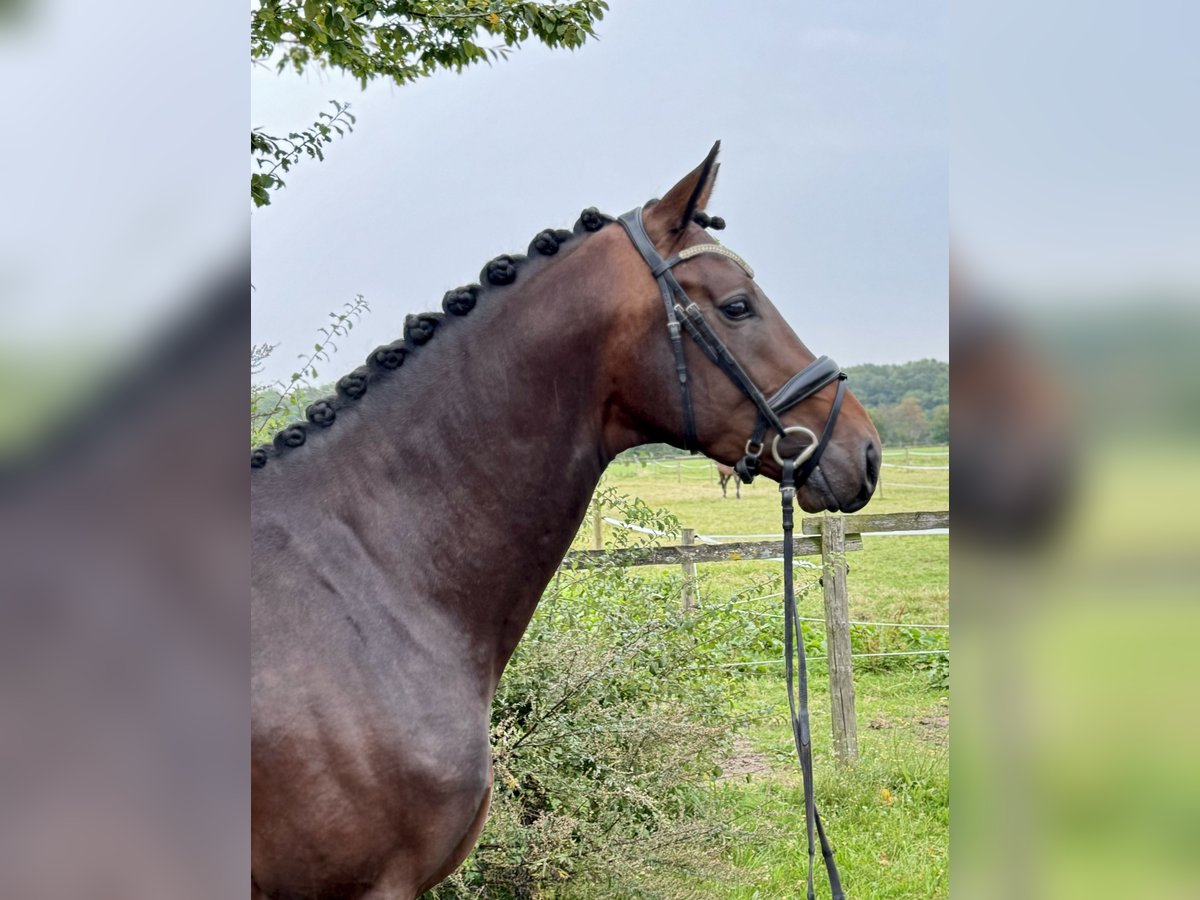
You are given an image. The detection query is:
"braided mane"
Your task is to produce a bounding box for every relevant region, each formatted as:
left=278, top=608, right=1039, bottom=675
left=251, top=207, right=726, bottom=470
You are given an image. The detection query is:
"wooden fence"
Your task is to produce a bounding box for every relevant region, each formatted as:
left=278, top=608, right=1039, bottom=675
left=564, top=509, right=950, bottom=766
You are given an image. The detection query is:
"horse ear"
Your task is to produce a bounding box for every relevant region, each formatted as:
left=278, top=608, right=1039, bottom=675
left=645, top=141, right=721, bottom=247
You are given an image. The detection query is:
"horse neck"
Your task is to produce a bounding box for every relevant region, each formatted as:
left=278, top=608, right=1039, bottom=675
left=283, top=235, right=635, bottom=678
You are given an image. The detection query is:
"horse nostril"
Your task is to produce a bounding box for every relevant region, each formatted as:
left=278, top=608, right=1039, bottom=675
left=864, top=440, right=880, bottom=489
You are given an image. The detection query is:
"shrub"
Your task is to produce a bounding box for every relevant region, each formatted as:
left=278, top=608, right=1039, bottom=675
left=430, top=492, right=738, bottom=898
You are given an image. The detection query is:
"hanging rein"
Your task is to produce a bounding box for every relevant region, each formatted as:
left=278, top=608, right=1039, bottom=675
left=618, top=206, right=848, bottom=900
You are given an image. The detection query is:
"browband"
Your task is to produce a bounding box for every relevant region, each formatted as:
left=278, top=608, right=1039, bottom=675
left=655, top=243, right=754, bottom=278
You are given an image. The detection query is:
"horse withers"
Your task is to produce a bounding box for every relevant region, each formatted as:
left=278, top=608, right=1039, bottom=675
left=251, top=143, right=881, bottom=899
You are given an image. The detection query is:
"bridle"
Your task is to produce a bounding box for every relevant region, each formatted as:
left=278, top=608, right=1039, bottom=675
left=618, top=206, right=848, bottom=900
left=617, top=207, right=848, bottom=486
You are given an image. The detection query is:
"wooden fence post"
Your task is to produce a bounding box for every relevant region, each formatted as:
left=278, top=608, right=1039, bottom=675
left=591, top=501, right=604, bottom=551
left=680, top=527, right=696, bottom=610
left=821, top=515, right=858, bottom=765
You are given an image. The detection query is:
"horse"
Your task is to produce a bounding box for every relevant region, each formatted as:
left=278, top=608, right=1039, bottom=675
left=251, top=143, right=881, bottom=900
left=717, top=462, right=741, bottom=499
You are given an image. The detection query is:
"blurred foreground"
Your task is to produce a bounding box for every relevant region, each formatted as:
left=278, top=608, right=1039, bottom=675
left=1, top=0, right=245, bottom=890
left=0, top=264, right=248, bottom=899
left=952, top=1, right=1199, bottom=895
left=952, top=283, right=1200, bottom=897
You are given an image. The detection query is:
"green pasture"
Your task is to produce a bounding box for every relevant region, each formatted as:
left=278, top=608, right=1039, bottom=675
left=593, top=447, right=948, bottom=623
left=602, top=447, right=948, bottom=533
left=574, top=449, right=950, bottom=898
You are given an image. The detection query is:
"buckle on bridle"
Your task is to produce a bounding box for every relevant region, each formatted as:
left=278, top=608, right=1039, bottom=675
left=734, top=440, right=763, bottom=484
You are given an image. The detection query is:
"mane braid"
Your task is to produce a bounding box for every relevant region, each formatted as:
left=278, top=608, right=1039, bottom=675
left=251, top=207, right=618, bottom=470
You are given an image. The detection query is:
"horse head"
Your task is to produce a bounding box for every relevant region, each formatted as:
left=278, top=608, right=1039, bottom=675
left=599, top=143, right=881, bottom=513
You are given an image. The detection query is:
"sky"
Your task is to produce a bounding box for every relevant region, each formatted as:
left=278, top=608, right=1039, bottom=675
left=950, top=0, right=1199, bottom=302
left=251, top=1, right=948, bottom=383
left=1, top=0, right=244, bottom=358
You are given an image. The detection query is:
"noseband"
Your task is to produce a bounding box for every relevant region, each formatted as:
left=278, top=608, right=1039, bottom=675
left=617, top=207, right=848, bottom=486
left=618, top=206, right=848, bottom=900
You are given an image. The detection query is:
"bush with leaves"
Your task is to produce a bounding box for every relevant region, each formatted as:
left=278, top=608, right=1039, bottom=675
left=430, top=490, right=745, bottom=898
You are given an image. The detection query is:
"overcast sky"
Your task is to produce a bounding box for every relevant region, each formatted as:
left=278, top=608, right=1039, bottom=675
left=951, top=1, right=1199, bottom=301
left=251, top=1, right=948, bottom=383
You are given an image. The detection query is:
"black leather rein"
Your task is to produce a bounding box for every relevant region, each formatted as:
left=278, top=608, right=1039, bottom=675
left=618, top=206, right=848, bottom=900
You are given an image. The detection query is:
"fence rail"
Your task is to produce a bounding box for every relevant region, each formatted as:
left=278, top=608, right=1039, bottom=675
left=568, top=508, right=950, bottom=766
left=565, top=534, right=861, bottom=567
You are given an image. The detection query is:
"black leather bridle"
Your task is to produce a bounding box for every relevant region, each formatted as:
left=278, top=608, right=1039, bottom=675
left=617, top=207, right=848, bottom=486
left=618, top=206, right=848, bottom=900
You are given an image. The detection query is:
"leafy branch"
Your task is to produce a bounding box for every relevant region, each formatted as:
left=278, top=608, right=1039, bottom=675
left=250, top=294, right=371, bottom=444
left=251, top=1, right=609, bottom=88
left=251, top=100, right=357, bottom=207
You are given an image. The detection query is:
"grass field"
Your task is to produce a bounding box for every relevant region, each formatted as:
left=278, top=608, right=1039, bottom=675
left=575, top=447, right=950, bottom=899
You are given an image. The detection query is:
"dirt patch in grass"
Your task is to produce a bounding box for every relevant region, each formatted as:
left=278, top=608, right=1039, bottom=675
left=914, top=703, right=950, bottom=746
left=719, top=737, right=773, bottom=781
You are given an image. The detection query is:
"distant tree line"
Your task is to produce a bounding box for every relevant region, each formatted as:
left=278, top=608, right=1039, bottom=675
left=844, top=359, right=948, bottom=446
left=868, top=396, right=949, bottom=446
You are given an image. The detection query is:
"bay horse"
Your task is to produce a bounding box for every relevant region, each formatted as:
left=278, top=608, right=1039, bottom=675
left=251, top=144, right=881, bottom=899
left=717, top=462, right=741, bottom=499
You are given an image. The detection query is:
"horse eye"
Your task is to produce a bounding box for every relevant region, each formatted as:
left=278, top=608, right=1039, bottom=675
left=720, top=298, right=753, bottom=320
